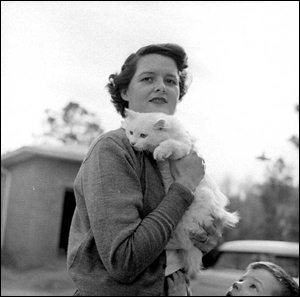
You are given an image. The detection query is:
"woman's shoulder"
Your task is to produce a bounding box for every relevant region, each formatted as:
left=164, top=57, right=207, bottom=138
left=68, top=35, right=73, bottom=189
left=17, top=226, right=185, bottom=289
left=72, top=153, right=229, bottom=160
left=94, top=127, right=128, bottom=147
left=84, top=128, right=132, bottom=161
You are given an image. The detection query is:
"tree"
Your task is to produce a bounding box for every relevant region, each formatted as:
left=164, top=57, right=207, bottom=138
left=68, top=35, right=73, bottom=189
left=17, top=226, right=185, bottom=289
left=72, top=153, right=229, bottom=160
left=223, top=159, right=299, bottom=243
left=257, top=158, right=298, bottom=241
left=36, top=101, right=104, bottom=147
left=289, top=103, right=299, bottom=149
left=222, top=103, right=299, bottom=243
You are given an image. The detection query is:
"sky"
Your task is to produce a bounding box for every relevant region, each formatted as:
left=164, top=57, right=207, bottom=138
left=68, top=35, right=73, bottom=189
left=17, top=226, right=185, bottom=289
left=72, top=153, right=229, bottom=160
left=1, top=1, right=299, bottom=189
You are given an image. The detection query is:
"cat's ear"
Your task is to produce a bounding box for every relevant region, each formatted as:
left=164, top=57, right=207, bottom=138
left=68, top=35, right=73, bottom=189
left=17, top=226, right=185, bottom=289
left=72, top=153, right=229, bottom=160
left=153, top=119, right=167, bottom=130
left=124, top=108, right=138, bottom=119
left=121, top=120, right=127, bottom=130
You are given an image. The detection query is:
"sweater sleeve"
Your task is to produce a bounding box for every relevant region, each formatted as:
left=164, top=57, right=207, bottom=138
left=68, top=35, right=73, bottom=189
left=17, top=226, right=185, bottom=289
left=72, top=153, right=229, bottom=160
left=80, top=134, right=194, bottom=284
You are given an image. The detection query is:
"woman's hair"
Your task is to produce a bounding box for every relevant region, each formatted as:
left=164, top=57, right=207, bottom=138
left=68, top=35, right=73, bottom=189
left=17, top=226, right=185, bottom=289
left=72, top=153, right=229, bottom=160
left=247, top=262, right=299, bottom=296
left=106, top=43, right=189, bottom=117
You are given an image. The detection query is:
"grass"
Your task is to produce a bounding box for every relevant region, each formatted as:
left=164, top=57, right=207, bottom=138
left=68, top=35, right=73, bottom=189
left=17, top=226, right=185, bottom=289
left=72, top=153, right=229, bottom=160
left=1, top=257, right=76, bottom=296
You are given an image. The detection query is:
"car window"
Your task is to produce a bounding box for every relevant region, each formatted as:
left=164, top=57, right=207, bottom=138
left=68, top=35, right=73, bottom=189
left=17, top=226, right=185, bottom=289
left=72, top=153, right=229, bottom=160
left=215, top=252, right=261, bottom=270
left=214, top=252, right=299, bottom=278
left=275, top=256, right=299, bottom=278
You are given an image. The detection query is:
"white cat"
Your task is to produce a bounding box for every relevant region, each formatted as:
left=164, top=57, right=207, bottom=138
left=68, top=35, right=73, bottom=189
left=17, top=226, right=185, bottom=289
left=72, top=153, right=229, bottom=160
left=122, top=109, right=239, bottom=278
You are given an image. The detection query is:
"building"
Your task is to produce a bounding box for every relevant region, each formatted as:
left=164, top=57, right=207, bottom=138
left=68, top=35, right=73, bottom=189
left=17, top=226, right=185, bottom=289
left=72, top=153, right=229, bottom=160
left=1, top=145, right=87, bottom=269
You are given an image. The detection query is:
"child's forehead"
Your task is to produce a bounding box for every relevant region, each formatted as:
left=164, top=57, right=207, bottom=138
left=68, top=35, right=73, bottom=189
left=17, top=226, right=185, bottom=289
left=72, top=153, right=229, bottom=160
left=245, top=268, right=271, bottom=280
left=245, top=268, right=282, bottom=293
left=247, top=267, right=268, bottom=275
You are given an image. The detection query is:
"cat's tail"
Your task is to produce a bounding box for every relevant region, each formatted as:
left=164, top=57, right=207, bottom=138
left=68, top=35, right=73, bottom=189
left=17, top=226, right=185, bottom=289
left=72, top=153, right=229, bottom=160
left=222, top=210, right=240, bottom=228
left=201, top=174, right=240, bottom=228
left=166, top=248, right=204, bottom=279
left=181, top=247, right=203, bottom=279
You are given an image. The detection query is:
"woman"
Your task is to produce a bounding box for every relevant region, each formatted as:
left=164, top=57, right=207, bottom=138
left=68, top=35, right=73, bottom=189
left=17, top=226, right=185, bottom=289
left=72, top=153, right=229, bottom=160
left=67, top=43, right=223, bottom=296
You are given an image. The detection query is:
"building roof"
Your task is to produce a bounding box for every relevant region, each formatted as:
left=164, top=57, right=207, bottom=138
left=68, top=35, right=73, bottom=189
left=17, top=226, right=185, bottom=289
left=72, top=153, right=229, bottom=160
left=1, top=145, right=88, bottom=167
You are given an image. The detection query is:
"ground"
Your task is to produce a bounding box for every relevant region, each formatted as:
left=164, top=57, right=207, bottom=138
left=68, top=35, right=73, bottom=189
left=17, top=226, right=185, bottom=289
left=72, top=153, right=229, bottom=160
left=1, top=257, right=76, bottom=296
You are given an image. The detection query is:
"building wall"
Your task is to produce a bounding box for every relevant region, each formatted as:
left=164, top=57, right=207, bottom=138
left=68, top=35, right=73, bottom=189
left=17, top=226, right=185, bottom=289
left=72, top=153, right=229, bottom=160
left=2, top=156, right=80, bottom=269
left=1, top=173, right=6, bottom=210
left=1, top=169, right=11, bottom=249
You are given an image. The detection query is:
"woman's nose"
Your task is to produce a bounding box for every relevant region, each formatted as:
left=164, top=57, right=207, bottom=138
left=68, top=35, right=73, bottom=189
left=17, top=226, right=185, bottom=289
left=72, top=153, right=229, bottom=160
left=154, top=79, right=166, bottom=93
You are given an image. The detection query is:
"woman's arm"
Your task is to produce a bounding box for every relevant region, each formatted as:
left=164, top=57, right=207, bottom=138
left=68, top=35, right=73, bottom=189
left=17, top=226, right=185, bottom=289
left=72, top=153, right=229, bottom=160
left=81, top=135, right=194, bottom=283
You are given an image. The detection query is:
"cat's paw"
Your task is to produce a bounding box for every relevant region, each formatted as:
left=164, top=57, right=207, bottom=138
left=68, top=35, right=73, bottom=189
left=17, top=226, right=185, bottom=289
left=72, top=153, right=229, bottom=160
left=153, top=147, right=172, bottom=161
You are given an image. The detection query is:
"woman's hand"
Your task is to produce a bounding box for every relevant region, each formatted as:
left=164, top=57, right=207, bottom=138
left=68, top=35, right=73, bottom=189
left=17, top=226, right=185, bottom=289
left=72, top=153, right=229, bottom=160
left=189, top=218, right=223, bottom=254
left=167, top=270, right=191, bottom=296
left=169, top=150, right=205, bottom=193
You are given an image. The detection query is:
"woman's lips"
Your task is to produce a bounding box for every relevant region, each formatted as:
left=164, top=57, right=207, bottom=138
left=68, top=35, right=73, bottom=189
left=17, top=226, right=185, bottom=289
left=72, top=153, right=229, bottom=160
left=149, top=97, right=167, bottom=104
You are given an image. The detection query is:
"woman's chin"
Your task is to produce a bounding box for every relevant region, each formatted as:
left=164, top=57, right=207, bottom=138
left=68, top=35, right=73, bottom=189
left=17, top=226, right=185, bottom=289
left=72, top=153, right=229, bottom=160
left=147, top=104, right=175, bottom=115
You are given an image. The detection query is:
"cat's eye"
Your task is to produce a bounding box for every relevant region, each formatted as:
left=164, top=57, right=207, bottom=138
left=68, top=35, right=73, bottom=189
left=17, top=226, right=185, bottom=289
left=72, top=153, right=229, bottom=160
left=129, top=131, right=133, bottom=135
left=140, top=133, right=147, bottom=138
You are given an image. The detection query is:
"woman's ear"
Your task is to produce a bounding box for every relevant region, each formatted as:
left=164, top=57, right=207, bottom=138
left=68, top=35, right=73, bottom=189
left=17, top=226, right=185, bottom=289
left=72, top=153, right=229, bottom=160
left=121, top=88, right=129, bottom=101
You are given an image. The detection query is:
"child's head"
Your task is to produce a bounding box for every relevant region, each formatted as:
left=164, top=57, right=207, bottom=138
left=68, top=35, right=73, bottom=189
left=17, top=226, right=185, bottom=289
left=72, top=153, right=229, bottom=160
left=225, top=261, right=299, bottom=296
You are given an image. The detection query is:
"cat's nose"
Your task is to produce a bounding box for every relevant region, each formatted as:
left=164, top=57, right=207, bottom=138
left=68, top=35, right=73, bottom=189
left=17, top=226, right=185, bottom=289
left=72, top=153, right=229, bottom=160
left=130, top=141, right=136, bottom=146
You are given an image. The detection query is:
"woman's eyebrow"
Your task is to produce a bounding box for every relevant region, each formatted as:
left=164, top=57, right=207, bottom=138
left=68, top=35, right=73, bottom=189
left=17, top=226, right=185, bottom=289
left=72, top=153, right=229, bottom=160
left=166, top=74, right=178, bottom=79
left=137, top=72, right=178, bottom=78
left=137, top=71, right=155, bottom=77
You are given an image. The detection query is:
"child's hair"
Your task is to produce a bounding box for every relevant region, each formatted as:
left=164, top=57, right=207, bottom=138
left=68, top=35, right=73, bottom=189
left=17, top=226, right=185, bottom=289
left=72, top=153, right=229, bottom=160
left=247, top=261, right=299, bottom=296
left=106, top=43, right=190, bottom=117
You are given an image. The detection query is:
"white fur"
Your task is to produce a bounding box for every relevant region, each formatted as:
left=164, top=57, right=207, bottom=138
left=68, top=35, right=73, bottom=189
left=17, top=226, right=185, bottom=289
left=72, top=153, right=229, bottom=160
left=122, top=109, right=239, bottom=278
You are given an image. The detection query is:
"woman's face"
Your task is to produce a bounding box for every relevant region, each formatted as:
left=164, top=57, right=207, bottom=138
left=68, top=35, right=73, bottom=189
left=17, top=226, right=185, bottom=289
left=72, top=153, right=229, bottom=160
left=121, top=54, right=180, bottom=115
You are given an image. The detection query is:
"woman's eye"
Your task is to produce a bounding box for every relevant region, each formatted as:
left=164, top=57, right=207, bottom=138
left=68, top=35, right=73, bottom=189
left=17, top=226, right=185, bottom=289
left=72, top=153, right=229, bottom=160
left=140, top=134, right=147, bottom=138
left=166, top=79, right=177, bottom=85
left=142, top=77, right=153, bottom=82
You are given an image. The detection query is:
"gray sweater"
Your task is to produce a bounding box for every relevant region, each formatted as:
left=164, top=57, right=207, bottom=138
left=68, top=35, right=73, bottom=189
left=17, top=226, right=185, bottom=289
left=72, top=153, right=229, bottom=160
left=67, top=128, right=194, bottom=296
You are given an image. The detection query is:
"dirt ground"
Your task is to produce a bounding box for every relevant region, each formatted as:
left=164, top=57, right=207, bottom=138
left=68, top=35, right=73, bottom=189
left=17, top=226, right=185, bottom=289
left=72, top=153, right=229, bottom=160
left=1, top=258, right=77, bottom=296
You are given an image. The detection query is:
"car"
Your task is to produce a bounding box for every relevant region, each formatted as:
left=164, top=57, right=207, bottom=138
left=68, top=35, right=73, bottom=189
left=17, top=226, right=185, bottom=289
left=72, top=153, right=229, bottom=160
left=190, top=240, right=299, bottom=296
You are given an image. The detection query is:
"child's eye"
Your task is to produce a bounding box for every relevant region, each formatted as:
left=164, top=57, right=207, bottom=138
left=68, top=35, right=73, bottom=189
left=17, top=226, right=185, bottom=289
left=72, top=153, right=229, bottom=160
left=140, top=134, right=147, bottom=138
left=250, top=284, right=257, bottom=290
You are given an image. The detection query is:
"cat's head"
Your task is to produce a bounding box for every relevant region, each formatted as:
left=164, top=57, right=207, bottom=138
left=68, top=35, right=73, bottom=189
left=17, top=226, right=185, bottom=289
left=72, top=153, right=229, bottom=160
left=121, top=108, right=171, bottom=152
